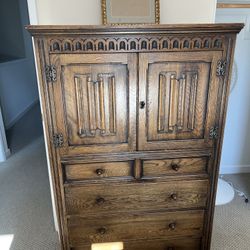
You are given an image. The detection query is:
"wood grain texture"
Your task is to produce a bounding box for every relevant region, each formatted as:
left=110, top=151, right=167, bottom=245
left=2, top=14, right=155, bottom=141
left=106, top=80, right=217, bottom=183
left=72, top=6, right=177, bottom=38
left=50, top=53, right=137, bottom=155
left=138, top=52, right=221, bottom=151
left=67, top=210, right=204, bottom=246
left=65, top=180, right=208, bottom=215
left=27, top=24, right=242, bottom=250
left=143, top=157, right=208, bottom=178
left=72, top=238, right=201, bottom=250
left=64, top=161, right=133, bottom=182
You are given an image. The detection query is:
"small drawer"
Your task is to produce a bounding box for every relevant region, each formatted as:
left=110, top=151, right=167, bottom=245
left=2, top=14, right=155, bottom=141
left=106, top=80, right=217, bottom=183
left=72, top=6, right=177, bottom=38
left=65, top=179, right=208, bottom=215
left=68, top=210, right=204, bottom=246
left=64, top=161, right=133, bottom=182
left=143, top=157, right=208, bottom=178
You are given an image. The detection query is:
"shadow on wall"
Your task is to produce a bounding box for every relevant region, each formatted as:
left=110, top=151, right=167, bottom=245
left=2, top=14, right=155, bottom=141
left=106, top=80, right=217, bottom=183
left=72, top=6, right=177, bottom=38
left=0, top=0, right=38, bottom=129
left=216, top=8, right=250, bottom=173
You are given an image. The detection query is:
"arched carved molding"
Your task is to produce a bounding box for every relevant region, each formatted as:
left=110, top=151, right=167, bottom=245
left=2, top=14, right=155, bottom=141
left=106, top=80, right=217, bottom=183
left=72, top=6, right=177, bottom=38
left=49, top=35, right=225, bottom=53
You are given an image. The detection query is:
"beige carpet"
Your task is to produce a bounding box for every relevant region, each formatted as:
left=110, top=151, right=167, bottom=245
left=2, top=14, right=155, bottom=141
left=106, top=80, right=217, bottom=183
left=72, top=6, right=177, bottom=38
left=211, top=174, right=250, bottom=250
left=0, top=136, right=249, bottom=249
left=0, top=137, right=60, bottom=250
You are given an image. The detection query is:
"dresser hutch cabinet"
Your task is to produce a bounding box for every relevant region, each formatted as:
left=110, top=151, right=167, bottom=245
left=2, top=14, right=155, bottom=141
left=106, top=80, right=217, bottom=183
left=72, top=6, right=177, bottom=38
left=27, top=24, right=243, bottom=250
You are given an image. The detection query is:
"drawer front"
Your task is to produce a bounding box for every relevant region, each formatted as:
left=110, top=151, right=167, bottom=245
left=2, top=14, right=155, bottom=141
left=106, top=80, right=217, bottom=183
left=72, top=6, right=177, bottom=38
left=64, top=161, right=133, bottom=182
left=65, top=180, right=208, bottom=215
left=68, top=210, right=204, bottom=246
left=143, top=157, right=208, bottom=178
left=123, top=238, right=201, bottom=250
left=71, top=238, right=201, bottom=250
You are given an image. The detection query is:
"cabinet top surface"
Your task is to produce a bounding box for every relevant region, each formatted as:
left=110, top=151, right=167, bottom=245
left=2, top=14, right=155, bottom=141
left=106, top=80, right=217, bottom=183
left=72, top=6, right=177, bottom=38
left=26, top=23, right=244, bottom=36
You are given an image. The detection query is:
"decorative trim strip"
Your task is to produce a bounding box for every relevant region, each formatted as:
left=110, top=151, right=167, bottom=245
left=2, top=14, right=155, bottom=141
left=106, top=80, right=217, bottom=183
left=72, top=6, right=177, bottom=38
left=49, top=35, right=225, bottom=53
left=217, top=3, right=250, bottom=9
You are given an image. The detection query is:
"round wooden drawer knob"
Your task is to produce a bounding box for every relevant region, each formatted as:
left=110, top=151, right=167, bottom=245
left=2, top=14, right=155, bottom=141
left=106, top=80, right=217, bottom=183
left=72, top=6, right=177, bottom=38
left=97, top=227, right=107, bottom=235
left=96, top=197, right=105, bottom=205
left=169, top=222, right=176, bottom=230
left=170, top=193, right=177, bottom=200
left=171, top=164, right=180, bottom=171
left=96, top=168, right=104, bottom=176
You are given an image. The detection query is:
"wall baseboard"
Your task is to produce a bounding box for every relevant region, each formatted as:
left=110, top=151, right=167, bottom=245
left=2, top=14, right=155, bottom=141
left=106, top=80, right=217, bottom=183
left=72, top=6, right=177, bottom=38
left=220, top=164, right=250, bottom=174
left=6, top=99, right=39, bottom=129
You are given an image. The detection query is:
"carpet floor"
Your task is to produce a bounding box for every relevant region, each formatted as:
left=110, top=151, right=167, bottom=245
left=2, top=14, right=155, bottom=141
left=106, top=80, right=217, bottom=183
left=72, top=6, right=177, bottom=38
left=0, top=136, right=249, bottom=249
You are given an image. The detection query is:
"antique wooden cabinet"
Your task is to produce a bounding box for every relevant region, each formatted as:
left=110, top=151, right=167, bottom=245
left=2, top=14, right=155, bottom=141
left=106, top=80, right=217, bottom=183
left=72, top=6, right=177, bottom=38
left=27, top=24, right=243, bottom=250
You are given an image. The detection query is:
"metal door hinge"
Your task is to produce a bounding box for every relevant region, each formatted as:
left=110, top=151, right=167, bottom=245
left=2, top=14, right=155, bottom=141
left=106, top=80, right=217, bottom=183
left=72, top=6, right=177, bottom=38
left=53, top=133, right=64, bottom=148
left=46, top=65, right=57, bottom=82
left=209, top=126, right=219, bottom=140
left=216, top=59, right=227, bottom=77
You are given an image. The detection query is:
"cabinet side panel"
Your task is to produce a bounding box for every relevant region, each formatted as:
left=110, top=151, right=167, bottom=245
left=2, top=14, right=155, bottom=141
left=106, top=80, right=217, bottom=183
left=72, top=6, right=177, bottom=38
left=32, top=37, right=68, bottom=249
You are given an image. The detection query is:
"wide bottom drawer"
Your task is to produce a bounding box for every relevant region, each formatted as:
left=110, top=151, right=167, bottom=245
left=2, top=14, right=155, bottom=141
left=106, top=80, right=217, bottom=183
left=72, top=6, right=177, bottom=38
left=68, top=210, right=204, bottom=246
left=71, top=237, right=201, bottom=250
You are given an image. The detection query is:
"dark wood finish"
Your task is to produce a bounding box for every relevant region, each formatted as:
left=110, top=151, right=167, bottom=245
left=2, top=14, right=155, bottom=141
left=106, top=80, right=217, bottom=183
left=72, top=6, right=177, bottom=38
left=65, top=180, right=208, bottom=215
left=26, top=24, right=243, bottom=250
left=64, top=161, right=133, bottom=182
left=143, top=157, right=208, bottom=178
left=138, top=51, right=221, bottom=151
left=50, top=53, right=137, bottom=155
left=67, top=210, right=204, bottom=246
left=72, top=238, right=201, bottom=250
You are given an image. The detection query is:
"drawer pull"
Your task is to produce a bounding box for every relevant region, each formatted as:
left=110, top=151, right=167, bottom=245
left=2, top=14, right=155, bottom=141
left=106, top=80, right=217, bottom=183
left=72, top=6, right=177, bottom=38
left=96, top=197, right=105, bottom=205
left=168, top=222, right=176, bottom=230
left=96, top=168, right=104, bottom=176
left=171, top=164, right=180, bottom=172
left=170, top=193, right=177, bottom=200
left=97, top=227, right=107, bottom=235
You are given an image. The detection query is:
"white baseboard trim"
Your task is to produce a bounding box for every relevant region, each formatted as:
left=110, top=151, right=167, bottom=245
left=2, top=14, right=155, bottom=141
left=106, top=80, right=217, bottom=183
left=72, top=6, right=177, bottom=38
left=220, top=164, right=250, bottom=174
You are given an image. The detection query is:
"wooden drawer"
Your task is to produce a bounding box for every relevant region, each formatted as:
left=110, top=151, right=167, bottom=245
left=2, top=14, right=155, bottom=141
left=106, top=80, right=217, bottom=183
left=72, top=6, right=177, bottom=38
left=64, top=161, right=133, bottom=182
left=71, top=238, right=201, bottom=250
left=123, top=238, right=201, bottom=250
left=65, top=179, right=208, bottom=215
left=143, top=157, right=208, bottom=178
left=68, top=210, right=204, bottom=246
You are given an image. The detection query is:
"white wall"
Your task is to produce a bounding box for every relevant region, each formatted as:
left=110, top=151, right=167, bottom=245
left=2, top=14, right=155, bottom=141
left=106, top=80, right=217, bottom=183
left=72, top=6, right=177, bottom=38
left=216, top=8, right=250, bottom=174
left=34, top=0, right=216, bottom=25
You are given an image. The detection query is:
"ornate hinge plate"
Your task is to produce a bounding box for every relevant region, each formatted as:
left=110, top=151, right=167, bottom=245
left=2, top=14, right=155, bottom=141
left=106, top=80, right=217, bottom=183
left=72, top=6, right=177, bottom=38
left=209, top=126, right=219, bottom=139
left=46, top=65, right=57, bottom=82
left=53, top=133, right=64, bottom=148
left=216, top=59, right=227, bottom=77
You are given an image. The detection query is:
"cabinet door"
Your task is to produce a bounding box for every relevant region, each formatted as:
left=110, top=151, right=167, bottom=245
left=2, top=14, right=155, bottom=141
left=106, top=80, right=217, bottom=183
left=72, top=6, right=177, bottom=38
left=49, top=53, right=137, bottom=156
left=138, top=52, right=222, bottom=151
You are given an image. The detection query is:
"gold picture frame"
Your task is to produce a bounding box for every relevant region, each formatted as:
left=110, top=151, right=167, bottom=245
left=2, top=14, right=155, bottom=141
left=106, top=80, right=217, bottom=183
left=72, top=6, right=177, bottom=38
left=101, top=0, right=160, bottom=25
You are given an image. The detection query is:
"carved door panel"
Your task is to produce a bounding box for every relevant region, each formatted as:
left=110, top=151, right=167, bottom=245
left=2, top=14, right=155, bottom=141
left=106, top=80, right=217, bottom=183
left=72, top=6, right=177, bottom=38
left=138, top=52, right=222, bottom=151
left=50, top=53, right=137, bottom=155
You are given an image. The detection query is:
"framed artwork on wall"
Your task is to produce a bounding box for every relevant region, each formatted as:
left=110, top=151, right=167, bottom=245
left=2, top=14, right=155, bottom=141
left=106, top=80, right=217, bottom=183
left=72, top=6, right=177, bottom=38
left=101, top=0, right=160, bottom=25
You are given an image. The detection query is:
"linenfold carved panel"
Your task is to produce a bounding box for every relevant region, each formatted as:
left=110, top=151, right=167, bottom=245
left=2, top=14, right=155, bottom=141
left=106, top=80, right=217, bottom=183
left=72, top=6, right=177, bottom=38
left=158, top=71, right=198, bottom=133
left=49, top=35, right=225, bottom=53
left=74, top=73, right=116, bottom=138
left=146, top=60, right=211, bottom=142
left=61, top=61, right=129, bottom=148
